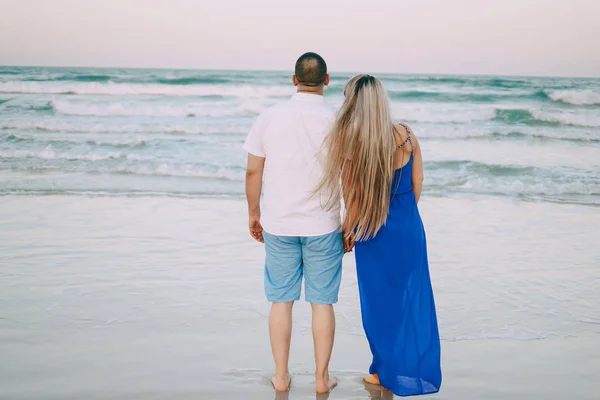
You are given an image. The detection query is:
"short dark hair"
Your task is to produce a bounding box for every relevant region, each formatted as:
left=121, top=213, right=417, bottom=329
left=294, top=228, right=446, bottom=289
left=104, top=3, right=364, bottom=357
left=295, top=52, right=327, bottom=87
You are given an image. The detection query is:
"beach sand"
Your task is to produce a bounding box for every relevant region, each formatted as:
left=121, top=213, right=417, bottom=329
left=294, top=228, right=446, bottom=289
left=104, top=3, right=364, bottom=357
left=1, top=195, right=599, bottom=399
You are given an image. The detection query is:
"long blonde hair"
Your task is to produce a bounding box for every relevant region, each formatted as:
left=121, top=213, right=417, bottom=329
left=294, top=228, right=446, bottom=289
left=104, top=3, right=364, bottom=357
left=318, top=74, right=396, bottom=241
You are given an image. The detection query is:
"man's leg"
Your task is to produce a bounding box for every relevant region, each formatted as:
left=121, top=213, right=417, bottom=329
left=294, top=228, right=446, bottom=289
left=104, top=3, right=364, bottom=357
left=312, top=303, right=336, bottom=393
left=263, top=232, right=303, bottom=391
left=302, top=231, right=344, bottom=393
left=270, top=301, right=294, bottom=391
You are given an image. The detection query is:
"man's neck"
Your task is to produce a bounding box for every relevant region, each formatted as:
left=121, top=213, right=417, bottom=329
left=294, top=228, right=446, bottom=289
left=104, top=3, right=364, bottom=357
left=296, top=85, right=324, bottom=96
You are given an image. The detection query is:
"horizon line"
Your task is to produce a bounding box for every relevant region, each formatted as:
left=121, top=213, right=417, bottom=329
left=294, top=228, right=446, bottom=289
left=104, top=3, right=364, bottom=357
left=0, top=63, right=598, bottom=80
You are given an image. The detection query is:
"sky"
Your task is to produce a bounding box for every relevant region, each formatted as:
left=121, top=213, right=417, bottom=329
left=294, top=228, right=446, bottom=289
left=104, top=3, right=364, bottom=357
left=1, top=0, right=599, bottom=77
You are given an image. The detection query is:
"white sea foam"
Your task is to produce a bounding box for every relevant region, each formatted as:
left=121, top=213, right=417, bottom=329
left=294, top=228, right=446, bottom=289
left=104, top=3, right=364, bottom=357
left=117, top=164, right=244, bottom=181
left=0, top=148, right=127, bottom=162
left=0, top=132, right=233, bottom=148
left=0, top=81, right=293, bottom=98
left=0, top=119, right=250, bottom=135
left=51, top=98, right=263, bottom=118
left=0, top=147, right=245, bottom=181
left=546, top=89, right=600, bottom=106
left=86, top=137, right=148, bottom=147
left=414, top=126, right=599, bottom=142
left=530, top=110, right=600, bottom=128
left=456, top=176, right=599, bottom=197
left=392, top=106, right=496, bottom=123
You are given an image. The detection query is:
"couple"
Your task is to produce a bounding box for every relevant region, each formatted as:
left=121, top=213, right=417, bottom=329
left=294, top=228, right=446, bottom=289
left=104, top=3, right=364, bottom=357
left=244, top=52, right=442, bottom=396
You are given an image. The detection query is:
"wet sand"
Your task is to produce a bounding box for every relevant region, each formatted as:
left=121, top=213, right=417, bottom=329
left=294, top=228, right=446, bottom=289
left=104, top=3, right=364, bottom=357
left=1, top=196, right=598, bottom=399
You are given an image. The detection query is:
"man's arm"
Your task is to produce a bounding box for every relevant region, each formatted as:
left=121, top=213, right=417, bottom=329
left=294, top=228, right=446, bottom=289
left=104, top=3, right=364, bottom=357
left=245, top=154, right=266, bottom=243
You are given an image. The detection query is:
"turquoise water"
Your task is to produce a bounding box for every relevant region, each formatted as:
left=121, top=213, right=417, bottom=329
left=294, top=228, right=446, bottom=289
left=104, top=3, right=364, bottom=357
left=1, top=66, right=599, bottom=205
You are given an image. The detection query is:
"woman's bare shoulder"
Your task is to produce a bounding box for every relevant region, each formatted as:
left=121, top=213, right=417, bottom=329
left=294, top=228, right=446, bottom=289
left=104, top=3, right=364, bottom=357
left=393, top=123, right=417, bottom=147
left=396, top=123, right=417, bottom=136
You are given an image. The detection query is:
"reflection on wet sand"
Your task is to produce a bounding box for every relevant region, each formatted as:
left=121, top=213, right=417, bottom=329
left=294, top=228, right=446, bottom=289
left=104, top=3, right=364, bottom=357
left=274, top=390, right=289, bottom=400
left=272, top=388, right=331, bottom=400
left=363, top=383, right=394, bottom=399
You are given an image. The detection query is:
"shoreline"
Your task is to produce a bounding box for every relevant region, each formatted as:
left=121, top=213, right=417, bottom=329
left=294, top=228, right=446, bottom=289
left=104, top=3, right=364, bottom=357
left=1, top=191, right=598, bottom=209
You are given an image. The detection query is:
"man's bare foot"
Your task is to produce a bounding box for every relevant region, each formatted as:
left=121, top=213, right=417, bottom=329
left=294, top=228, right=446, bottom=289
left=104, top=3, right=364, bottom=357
left=363, top=373, right=380, bottom=385
left=316, top=376, right=338, bottom=394
left=271, top=374, right=291, bottom=392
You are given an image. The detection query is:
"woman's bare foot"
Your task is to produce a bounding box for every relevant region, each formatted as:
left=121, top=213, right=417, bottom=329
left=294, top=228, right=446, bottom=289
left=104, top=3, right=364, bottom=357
left=363, top=373, right=380, bottom=385
left=271, top=373, right=291, bottom=392
left=316, top=375, right=338, bottom=394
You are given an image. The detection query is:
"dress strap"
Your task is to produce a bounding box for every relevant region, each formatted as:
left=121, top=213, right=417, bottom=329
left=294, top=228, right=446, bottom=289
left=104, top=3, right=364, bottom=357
left=396, top=135, right=411, bottom=149
left=396, top=123, right=414, bottom=155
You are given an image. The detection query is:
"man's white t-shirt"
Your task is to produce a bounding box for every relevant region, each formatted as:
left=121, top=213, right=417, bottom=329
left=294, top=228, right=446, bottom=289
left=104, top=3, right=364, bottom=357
left=243, top=92, right=341, bottom=237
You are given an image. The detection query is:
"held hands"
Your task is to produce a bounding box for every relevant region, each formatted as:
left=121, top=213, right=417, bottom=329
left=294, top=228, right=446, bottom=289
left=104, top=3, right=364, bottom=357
left=249, top=215, right=264, bottom=243
left=343, top=232, right=355, bottom=253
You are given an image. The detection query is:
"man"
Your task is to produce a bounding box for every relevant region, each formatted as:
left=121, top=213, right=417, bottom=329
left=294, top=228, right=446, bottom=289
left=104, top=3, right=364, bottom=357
left=243, top=52, right=342, bottom=394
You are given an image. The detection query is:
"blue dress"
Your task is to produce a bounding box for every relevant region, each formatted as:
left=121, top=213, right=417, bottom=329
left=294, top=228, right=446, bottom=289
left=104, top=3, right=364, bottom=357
left=354, top=132, right=442, bottom=396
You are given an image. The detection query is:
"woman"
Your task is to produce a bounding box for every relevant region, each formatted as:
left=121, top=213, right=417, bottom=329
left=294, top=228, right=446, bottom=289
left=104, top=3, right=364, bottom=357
left=319, top=75, right=442, bottom=396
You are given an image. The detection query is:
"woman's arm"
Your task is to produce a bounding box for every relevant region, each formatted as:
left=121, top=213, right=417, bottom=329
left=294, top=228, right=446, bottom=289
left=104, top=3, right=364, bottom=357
left=411, top=135, right=424, bottom=204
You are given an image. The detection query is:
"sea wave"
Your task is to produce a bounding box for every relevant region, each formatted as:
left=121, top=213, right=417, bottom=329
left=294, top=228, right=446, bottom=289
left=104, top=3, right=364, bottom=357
left=389, top=90, right=501, bottom=103
left=427, top=160, right=537, bottom=175
left=487, top=131, right=599, bottom=143
left=0, top=99, right=54, bottom=113
left=0, top=119, right=250, bottom=135
left=397, top=106, right=600, bottom=127
left=545, top=89, right=600, bottom=106
left=415, top=128, right=600, bottom=143
left=453, top=176, right=599, bottom=198
left=493, top=109, right=537, bottom=124
left=29, top=103, right=54, bottom=112
left=0, top=148, right=130, bottom=162
left=493, top=108, right=600, bottom=127
left=530, top=110, right=600, bottom=128
left=51, top=98, right=263, bottom=118
left=389, top=87, right=600, bottom=106
left=0, top=69, right=280, bottom=85
left=55, top=74, right=112, bottom=83
left=0, top=148, right=245, bottom=181
left=394, top=107, right=496, bottom=123
left=3, top=127, right=597, bottom=150
left=156, top=77, right=233, bottom=85
left=0, top=133, right=152, bottom=148
left=376, top=75, right=532, bottom=89
left=485, top=78, right=531, bottom=88
left=0, top=161, right=596, bottom=205
left=425, top=161, right=600, bottom=199
left=3, top=147, right=597, bottom=198
left=0, top=81, right=293, bottom=97
left=115, top=164, right=244, bottom=180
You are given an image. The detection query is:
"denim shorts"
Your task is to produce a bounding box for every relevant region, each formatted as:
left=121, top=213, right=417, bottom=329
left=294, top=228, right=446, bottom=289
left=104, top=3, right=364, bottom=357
left=263, top=230, right=344, bottom=304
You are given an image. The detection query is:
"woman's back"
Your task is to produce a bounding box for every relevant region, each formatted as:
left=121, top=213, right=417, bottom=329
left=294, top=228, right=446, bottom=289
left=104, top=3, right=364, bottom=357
left=391, top=123, right=416, bottom=197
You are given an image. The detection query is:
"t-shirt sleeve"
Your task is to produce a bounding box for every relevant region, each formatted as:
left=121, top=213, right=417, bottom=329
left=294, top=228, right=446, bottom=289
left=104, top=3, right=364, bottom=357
left=243, top=112, right=267, bottom=158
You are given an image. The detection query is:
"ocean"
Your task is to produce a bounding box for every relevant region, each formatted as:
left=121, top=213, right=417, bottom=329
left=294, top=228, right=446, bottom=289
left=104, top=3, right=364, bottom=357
left=1, top=67, right=599, bottom=399
left=1, top=66, right=599, bottom=204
